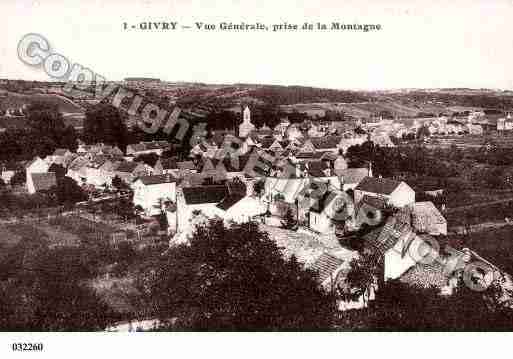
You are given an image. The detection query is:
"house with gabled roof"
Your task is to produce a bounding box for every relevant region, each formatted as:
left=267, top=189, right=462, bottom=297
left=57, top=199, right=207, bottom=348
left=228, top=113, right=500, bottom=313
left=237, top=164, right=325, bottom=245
left=285, top=124, right=303, bottom=141
left=47, top=148, right=73, bottom=165
left=354, top=176, right=415, bottom=208
left=310, top=136, right=342, bottom=153
left=312, top=252, right=346, bottom=287
left=362, top=215, right=427, bottom=281
left=175, top=185, right=228, bottom=234
left=307, top=186, right=354, bottom=234
left=25, top=156, right=51, bottom=193
left=25, top=156, right=49, bottom=175
left=153, top=157, right=178, bottom=175
left=27, top=172, right=57, bottom=194
left=299, top=139, right=316, bottom=153
left=84, top=155, right=118, bottom=188
left=132, top=174, right=177, bottom=216
left=199, top=158, right=228, bottom=182
left=274, top=117, right=291, bottom=135
left=115, top=161, right=151, bottom=184
left=66, top=156, right=90, bottom=185
left=398, top=201, right=447, bottom=236
left=1, top=162, right=19, bottom=184
left=259, top=138, right=283, bottom=152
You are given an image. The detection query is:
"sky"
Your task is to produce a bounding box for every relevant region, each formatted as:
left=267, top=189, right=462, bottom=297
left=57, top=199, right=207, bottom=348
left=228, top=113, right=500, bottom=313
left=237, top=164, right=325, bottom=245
left=1, top=0, right=513, bottom=90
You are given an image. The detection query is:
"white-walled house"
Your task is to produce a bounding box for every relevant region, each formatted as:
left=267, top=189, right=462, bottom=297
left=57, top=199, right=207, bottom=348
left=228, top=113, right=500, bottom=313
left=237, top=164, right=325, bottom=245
left=171, top=179, right=265, bottom=238
left=132, top=174, right=177, bottom=216
left=84, top=157, right=117, bottom=188
left=66, top=156, right=90, bottom=185
left=25, top=157, right=49, bottom=176
left=354, top=177, right=415, bottom=208
left=25, top=157, right=51, bottom=193
left=401, top=201, right=448, bottom=236
left=115, top=161, right=152, bottom=184
left=47, top=148, right=72, bottom=166
left=308, top=189, right=354, bottom=234
left=175, top=185, right=228, bottom=233
left=363, top=216, right=429, bottom=281
left=1, top=163, right=18, bottom=184
left=27, top=172, right=57, bottom=194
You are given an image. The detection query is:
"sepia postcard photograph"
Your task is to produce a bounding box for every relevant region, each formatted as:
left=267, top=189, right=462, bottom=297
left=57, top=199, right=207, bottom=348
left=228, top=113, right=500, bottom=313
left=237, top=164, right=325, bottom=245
left=0, top=0, right=513, bottom=357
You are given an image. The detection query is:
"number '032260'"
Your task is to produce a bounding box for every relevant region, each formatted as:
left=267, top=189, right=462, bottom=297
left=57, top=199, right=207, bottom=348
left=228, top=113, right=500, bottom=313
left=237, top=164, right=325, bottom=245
left=12, top=343, right=44, bottom=351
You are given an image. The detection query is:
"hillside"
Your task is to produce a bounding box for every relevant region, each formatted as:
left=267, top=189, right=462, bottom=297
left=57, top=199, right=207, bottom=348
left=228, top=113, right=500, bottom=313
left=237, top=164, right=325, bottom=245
left=0, top=91, right=85, bottom=114
left=2, top=80, right=513, bottom=131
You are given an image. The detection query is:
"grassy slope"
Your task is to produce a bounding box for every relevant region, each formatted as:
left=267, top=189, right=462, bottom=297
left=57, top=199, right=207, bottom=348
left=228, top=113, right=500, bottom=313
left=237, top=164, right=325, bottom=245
left=0, top=92, right=84, bottom=113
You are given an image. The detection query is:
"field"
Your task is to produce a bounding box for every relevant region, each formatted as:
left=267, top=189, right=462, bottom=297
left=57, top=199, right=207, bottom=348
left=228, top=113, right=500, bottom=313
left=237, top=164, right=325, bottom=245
left=280, top=100, right=449, bottom=119
left=0, top=225, right=22, bottom=246
left=0, top=92, right=84, bottom=114
left=445, top=199, right=513, bottom=227
left=441, top=225, right=513, bottom=275
left=0, top=220, right=81, bottom=248
left=48, top=214, right=118, bottom=241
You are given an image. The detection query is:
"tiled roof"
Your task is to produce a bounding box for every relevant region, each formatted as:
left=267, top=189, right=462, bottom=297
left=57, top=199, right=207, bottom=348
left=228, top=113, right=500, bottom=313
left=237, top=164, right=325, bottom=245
left=411, top=201, right=446, bottom=225
left=363, top=216, right=410, bottom=256
left=311, top=252, right=344, bottom=284
left=399, top=261, right=448, bottom=289
left=182, top=185, right=228, bottom=205
left=321, top=152, right=338, bottom=161
left=137, top=174, right=176, bottom=185
left=30, top=172, right=57, bottom=192
left=216, top=181, right=246, bottom=211
left=115, top=161, right=140, bottom=173
left=310, top=136, right=341, bottom=149
left=360, top=195, right=387, bottom=210
left=355, top=176, right=401, bottom=195
left=259, top=138, right=278, bottom=149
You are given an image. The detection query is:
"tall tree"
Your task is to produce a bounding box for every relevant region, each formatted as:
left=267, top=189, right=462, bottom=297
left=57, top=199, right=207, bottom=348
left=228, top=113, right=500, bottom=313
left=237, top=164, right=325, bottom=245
left=84, top=104, right=128, bottom=150
left=150, top=220, right=336, bottom=330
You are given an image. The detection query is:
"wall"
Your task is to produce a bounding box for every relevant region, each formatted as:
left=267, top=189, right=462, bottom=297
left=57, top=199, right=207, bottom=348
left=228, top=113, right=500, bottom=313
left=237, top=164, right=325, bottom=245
left=133, top=182, right=176, bottom=216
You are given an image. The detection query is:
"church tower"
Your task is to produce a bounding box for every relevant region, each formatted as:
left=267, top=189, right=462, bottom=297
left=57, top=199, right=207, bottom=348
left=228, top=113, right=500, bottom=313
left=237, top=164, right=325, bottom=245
left=243, top=106, right=251, bottom=123
left=239, top=105, right=255, bottom=138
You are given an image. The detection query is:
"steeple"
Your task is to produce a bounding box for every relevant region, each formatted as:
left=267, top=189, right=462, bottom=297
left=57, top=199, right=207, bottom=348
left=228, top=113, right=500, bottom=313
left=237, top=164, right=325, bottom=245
left=243, top=106, right=251, bottom=123
left=239, top=105, right=255, bottom=138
